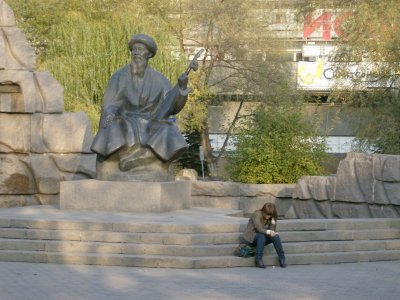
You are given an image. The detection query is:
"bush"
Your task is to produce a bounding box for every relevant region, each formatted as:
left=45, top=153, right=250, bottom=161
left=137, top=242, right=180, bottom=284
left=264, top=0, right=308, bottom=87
left=225, top=105, right=329, bottom=183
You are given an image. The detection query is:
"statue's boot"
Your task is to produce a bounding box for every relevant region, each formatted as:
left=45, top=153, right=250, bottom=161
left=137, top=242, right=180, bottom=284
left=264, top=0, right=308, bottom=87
left=119, top=147, right=155, bottom=171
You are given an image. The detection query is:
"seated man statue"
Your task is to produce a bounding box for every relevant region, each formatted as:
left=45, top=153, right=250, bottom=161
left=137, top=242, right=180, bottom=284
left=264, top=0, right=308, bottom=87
left=91, top=33, right=198, bottom=181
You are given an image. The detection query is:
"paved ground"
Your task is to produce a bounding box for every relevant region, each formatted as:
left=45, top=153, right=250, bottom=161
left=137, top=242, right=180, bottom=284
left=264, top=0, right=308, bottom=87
left=0, top=261, right=399, bottom=300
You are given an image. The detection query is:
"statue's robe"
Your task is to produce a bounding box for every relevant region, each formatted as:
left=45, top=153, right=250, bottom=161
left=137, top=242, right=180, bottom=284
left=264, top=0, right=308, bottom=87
left=91, top=64, right=188, bottom=162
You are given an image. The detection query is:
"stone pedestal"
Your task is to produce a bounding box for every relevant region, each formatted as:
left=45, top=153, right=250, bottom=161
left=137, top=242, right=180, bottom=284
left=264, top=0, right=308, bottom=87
left=60, top=180, right=191, bottom=213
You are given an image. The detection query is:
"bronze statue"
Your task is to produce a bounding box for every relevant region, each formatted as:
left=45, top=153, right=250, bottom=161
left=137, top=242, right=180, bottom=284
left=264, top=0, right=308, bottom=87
left=91, top=34, right=200, bottom=181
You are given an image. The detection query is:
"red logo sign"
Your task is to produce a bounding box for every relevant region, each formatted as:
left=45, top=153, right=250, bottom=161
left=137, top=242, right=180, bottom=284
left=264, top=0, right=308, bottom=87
left=303, top=12, right=350, bottom=40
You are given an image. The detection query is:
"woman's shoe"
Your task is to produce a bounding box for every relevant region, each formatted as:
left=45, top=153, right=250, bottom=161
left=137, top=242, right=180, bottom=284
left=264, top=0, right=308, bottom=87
left=279, top=258, right=286, bottom=268
left=255, top=259, right=266, bottom=269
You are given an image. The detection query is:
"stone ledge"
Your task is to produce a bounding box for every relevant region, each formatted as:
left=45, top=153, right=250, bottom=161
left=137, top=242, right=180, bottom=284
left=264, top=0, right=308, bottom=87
left=60, top=180, right=191, bottom=213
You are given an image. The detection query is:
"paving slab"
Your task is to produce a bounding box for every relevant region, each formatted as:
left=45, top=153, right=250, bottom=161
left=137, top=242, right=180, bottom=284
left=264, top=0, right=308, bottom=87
left=0, top=261, right=399, bottom=300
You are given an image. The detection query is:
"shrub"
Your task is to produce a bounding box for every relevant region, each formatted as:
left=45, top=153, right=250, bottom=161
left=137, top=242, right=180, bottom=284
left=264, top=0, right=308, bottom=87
left=225, top=104, right=329, bottom=183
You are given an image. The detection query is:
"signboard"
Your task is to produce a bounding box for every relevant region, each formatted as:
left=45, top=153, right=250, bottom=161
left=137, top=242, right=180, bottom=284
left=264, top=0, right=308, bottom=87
left=303, top=11, right=350, bottom=41
left=297, top=60, right=333, bottom=90
left=297, top=60, right=398, bottom=91
left=199, top=146, right=204, bottom=161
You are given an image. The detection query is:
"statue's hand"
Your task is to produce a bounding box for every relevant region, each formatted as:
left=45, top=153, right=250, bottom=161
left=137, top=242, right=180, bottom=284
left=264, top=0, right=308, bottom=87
left=189, top=59, right=199, bottom=72
left=101, top=112, right=116, bottom=128
left=178, top=73, right=189, bottom=90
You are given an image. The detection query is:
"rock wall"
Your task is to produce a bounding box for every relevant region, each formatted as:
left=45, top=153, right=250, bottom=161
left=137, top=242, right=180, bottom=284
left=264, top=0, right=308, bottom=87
left=0, top=1, right=95, bottom=207
left=191, top=181, right=295, bottom=218
left=189, top=153, right=400, bottom=219
left=292, top=153, right=400, bottom=218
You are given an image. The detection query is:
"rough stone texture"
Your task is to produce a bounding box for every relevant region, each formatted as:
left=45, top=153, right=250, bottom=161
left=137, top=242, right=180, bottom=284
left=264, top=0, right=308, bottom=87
left=95, top=152, right=173, bottom=182
left=241, top=195, right=280, bottom=216
left=30, top=112, right=93, bottom=153
left=373, top=154, right=400, bottom=182
left=369, top=205, right=399, bottom=218
left=0, top=70, right=36, bottom=112
left=335, top=152, right=374, bottom=203
left=293, top=176, right=335, bottom=200
left=0, top=28, right=36, bottom=70
left=51, top=154, right=96, bottom=180
left=190, top=181, right=295, bottom=218
left=175, top=169, right=198, bottom=181
left=0, top=195, right=39, bottom=208
left=34, top=71, right=64, bottom=113
left=0, top=2, right=96, bottom=208
left=239, top=184, right=294, bottom=217
left=191, top=181, right=240, bottom=196
left=0, top=0, right=15, bottom=27
left=291, top=153, right=400, bottom=219
left=239, top=184, right=295, bottom=198
left=292, top=199, right=325, bottom=219
left=36, top=194, right=59, bottom=206
left=192, top=196, right=239, bottom=209
left=0, top=154, right=36, bottom=194
left=30, top=155, right=61, bottom=194
left=0, top=113, right=30, bottom=152
left=331, top=202, right=371, bottom=218
left=314, top=201, right=334, bottom=218
left=275, top=198, right=294, bottom=218
left=382, top=182, right=400, bottom=206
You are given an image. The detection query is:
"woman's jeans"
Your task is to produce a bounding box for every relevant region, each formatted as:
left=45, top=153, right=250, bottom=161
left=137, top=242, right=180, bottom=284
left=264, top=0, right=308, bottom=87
left=252, top=232, right=285, bottom=261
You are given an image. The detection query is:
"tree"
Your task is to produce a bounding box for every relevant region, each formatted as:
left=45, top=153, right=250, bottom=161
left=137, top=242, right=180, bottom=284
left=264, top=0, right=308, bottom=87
left=138, top=0, right=298, bottom=174
left=297, top=0, right=400, bottom=154
left=225, top=104, right=329, bottom=184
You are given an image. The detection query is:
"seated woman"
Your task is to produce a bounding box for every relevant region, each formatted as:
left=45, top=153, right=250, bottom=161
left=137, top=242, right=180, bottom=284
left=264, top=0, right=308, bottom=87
left=241, top=203, right=286, bottom=268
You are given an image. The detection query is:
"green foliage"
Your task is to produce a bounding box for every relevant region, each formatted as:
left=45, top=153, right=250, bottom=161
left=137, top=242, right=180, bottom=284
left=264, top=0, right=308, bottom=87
left=177, top=69, right=214, bottom=132
left=225, top=104, right=329, bottom=184
left=177, top=130, right=209, bottom=176
left=8, top=0, right=186, bottom=132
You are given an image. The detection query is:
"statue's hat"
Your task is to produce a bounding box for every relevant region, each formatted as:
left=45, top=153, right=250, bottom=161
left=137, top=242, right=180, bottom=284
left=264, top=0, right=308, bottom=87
left=128, top=34, right=157, bottom=58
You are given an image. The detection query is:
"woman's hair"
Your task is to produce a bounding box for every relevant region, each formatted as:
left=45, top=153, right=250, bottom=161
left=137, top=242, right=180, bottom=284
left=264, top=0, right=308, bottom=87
left=261, top=203, right=277, bottom=220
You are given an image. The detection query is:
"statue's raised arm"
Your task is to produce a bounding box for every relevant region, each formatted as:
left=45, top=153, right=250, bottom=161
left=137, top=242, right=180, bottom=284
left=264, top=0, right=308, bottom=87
left=153, top=48, right=204, bottom=121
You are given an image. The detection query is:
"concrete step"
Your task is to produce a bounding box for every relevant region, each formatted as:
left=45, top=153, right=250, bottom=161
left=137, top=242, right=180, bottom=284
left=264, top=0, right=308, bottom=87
left=0, top=228, right=400, bottom=245
left=2, top=237, right=399, bottom=257
left=2, top=217, right=399, bottom=233
left=0, top=228, right=242, bottom=244
left=1, top=249, right=400, bottom=268
left=192, top=196, right=240, bottom=210
left=280, top=228, right=400, bottom=242
left=286, top=250, right=400, bottom=265
left=0, top=239, right=236, bottom=256
left=0, top=219, right=245, bottom=233
left=0, top=209, right=399, bottom=268
left=282, top=239, right=400, bottom=253
left=1, top=226, right=398, bottom=245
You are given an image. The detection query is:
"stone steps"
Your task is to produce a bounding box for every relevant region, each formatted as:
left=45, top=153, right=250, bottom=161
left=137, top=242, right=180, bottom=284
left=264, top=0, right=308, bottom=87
left=1, top=238, right=399, bottom=256
left=1, top=226, right=398, bottom=244
left=0, top=249, right=400, bottom=268
left=0, top=214, right=399, bottom=268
